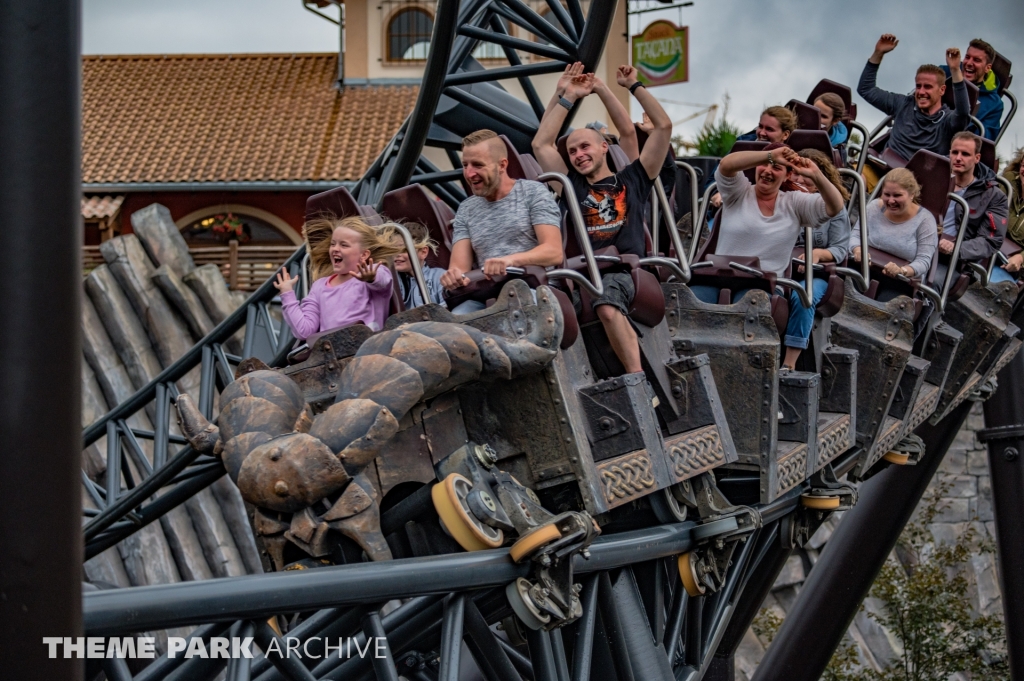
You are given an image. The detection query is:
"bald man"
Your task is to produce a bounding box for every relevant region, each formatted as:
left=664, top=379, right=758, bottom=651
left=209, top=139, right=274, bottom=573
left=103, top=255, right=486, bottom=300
left=442, top=129, right=563, bottom=314
left=533, top=65, right=673, bottom=374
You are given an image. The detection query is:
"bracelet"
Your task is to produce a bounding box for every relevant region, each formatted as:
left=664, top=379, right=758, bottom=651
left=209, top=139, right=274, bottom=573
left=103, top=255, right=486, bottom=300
left=628, top=81, right=645, bottom=95
left=558, top=96, right=574, bottom=111
left=767, top=150, right=774, bottom=168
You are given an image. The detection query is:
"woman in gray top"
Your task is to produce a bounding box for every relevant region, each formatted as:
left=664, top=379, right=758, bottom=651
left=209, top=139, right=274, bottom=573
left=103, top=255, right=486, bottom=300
left=793, top=149, right=851, bottom=265
left=850, top=168, right=938, bottom=301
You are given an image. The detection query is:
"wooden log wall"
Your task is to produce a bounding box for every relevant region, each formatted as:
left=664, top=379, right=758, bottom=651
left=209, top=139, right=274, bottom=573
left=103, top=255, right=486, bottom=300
left=81, top=203, right=265, bottom=594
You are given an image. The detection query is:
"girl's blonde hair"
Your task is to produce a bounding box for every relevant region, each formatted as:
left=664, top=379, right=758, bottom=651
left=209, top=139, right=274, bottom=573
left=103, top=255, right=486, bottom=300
left=304, top=216, right=407, bottom=281
left=880, top=168, right=922, bottom=204
left=402, top=221, right=439, bottom=254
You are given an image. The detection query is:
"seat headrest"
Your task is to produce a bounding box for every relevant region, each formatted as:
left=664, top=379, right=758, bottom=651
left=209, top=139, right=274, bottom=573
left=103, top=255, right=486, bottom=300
left=787, top=99, right=823, bottom=131
left=787, top=129, right=833, bottom=157
left=305, top=186, right=362, bottom=223
left=381, top=183, right=454, bottom=269
left=807, top=79, right=854, bottom=118
left=904, top=150, right=953, bottom=223
left=993, top=52, right=1013, bottom=95
left=500, top=134, right=528, bottom=181
left=942, top=76, right=980, bottom=115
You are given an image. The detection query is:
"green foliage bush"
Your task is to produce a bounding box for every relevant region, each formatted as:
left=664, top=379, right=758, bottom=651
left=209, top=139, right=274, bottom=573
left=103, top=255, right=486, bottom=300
left=674, top=94, right=740, bottom=157
left=754, top=484, right=1007, bottom=680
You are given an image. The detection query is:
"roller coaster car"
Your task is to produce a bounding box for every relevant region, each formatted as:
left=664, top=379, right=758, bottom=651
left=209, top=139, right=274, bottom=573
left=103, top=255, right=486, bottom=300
left=829, top=281, right=921, bottom=479
left=189, top=172, right=747, bottom=604
left=678, top=246, right=856, bottom=504
left=929, top=277, right=1021, bottom=424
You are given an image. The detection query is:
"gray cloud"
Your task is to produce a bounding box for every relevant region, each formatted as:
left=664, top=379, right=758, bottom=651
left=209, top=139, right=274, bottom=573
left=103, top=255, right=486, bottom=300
left=84, top=0, right=1024, bottom=157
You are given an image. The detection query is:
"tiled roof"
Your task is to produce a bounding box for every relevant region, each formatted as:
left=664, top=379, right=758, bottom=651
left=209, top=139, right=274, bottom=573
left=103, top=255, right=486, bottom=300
left=82, top=54, right=418, bottom=184
left=82, top=195, right=124, bottom=219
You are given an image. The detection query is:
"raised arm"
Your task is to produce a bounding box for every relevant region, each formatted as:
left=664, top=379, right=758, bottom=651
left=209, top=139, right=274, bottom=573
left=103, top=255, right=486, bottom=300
left=945, top=47, right=971, bottom=131
left=790, top=157, right=845, bottom=218
left=620, top=66, right=673, bottom=180
left=718, top=149, right=776, bottom=177
left=542, top=62, right=585, bottom=119
left=858, top=34, right=904, bottom=115
left=592, top=75, right=638, bottom=160
left=534, top=71, right=595, bottom=174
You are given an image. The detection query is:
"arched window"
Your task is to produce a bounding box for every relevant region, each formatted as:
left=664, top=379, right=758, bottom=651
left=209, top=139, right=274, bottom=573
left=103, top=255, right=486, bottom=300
left=472, top=17, right=510, bottom=61
left=180, top=211, right=294, bottom=246
left=387, top=8, right=433, bottom=61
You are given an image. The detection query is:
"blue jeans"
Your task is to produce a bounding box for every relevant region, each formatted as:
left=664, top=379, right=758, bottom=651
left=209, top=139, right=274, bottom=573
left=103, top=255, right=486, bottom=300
left=784, top=278, right=830, bottom=349
left=989, top=266, right=1017, bottom=284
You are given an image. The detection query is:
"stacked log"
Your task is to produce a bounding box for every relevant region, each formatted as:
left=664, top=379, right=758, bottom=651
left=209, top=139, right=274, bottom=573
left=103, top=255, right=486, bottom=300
left=82, top=295, right=214, bottom=582
left=81, top=202, right=268, bottom=592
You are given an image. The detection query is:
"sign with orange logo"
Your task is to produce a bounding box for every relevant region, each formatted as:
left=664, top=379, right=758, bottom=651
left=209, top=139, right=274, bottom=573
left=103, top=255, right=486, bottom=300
left=631, top=20, right=688, bottom=87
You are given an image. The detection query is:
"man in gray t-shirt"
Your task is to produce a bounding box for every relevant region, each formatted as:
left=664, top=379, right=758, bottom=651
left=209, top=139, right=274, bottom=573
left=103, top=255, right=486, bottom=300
left=442, top=130, right=563, bottom=313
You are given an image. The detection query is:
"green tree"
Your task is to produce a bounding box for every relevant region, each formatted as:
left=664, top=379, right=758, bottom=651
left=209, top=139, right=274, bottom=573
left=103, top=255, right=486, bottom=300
left=675, top=94, right=740, bottom=157
left=753, top=484, right=1007, bottom=680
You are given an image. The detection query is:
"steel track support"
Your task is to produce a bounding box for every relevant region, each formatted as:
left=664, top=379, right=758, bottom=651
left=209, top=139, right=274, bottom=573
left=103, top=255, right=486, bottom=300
left=980, top=346, right=1024, bottom=679
left=751, top=400, right=974, bottom=681
left=376, top=0, right=459, bottom=205
left=0, top=0, right=82, bottom=678
left=711, top=525, right=791, bottom=672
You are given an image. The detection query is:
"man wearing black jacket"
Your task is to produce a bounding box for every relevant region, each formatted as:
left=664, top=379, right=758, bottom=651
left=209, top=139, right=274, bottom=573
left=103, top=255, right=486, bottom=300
left=939, top=132, right=1008, bottom=278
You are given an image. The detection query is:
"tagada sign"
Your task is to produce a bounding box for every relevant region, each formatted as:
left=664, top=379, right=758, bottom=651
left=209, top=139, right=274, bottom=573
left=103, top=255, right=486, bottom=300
left=631, top=20, right=688, bottom=87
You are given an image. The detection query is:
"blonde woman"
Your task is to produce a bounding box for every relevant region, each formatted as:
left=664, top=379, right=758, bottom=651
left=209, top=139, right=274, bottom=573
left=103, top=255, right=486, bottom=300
left=274, top=216, right=406, bottom=338
left=850, top=168, right=938, bottom=300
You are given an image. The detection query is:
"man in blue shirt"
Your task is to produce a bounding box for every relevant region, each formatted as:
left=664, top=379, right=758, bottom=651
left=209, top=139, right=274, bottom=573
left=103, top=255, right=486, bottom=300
left=957, top=39, right=1004, bottom=141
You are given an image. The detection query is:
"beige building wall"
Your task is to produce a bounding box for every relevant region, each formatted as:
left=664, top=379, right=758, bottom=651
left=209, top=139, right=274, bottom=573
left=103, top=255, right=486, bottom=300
left=344, top=0, right=634, bottom=167
left=344, top=0, right=631, bottom=107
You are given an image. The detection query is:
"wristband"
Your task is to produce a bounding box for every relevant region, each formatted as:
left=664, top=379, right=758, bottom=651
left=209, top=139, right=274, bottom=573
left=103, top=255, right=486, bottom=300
left=628, top=81, right=645, bottom=95
left=558, top=96, right=574, bottom=111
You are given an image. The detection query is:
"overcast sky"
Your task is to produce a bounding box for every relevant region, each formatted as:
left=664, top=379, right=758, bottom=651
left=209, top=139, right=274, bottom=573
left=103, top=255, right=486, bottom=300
left=83, top=0, right=1024, bottom=160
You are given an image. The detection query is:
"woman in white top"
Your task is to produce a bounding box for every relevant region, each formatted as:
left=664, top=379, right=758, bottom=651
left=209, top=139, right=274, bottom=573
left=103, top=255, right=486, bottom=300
left=691, top=143, right=845, bottom=368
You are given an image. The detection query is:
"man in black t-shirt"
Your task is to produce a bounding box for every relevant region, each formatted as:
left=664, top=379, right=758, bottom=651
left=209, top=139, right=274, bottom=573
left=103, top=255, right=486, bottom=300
left=533, top=64, right=673, bottom=374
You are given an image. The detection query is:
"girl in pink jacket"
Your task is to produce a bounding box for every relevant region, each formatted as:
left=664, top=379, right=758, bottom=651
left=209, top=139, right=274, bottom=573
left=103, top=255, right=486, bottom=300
left=275, top=217, right=404, bottom=339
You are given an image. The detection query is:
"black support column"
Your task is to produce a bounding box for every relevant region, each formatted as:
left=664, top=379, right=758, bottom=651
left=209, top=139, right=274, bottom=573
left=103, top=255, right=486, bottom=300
left=980, top=346, right=1024, bottom=679
left=751, top=401, right=973, bottom=681
left=0, top=0, right=83, bottom=678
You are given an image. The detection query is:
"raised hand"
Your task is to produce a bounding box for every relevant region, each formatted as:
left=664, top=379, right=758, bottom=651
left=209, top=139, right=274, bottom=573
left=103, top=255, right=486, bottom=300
left=875, top=34, right=899, bottom=55
left=637, top=112, right=654, bottom=133
left=616, top=65, right=639, bottom=89
left=273, top=267, right=298, bottom=293
left=787, top=155, right=821, bottom=179
left=945, top=47, right=962, bottom=72
left=565, top=72, right=595, bottom=101
left=352, top=259, right=380, bottom=283
left=769, top=146, right=800, bottom=169
left=557, top=62, right=584, bottom=95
